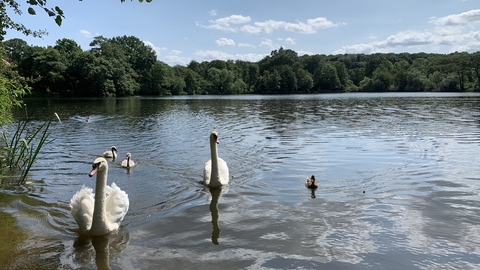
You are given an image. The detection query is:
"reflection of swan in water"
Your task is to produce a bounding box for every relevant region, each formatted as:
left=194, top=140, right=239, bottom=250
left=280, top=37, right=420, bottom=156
left=204, top=131, right=229, bottom=187
left=73, top=229, right=130, bottom=270
left=204, top=186, right=229, bottom=245
left=70, top=157, right=129, bottom=236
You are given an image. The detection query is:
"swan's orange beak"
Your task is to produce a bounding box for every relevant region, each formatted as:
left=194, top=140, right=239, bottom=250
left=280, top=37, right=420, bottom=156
left=89, top=163, right=100, bottom=177
left=89, top=167, right=98, bottom=177
left=216, top=138, right=220, bottom=144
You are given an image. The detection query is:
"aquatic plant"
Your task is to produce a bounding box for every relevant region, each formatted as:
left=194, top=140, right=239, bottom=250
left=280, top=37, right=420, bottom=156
left=0, top=109, right=53, bottom=184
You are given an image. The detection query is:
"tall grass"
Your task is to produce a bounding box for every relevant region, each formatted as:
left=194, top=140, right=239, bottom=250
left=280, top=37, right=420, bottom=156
left=0, top=109, right=54, bottom=184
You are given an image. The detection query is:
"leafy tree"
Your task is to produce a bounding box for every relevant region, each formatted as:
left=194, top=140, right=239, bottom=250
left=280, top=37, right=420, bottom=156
left=332, top=61, right=349, bottom=89
left=278, top=66, right=297, bottom=94
left=371, top=67, right=393, bottom=92
left=171, top=76, right=186, bottom=95
left=296, top=68, right=313, bottom=93
left=184, top=69, right=199, bottom=95
left=314, top=63, right=341, bottom=92
left=3, top=38, right=29, bottom=63
left=262, top=69, right=282, bottom=94
left=29, top=46, right=67, bottom=96
left=0, top=48, right=29, bottom=125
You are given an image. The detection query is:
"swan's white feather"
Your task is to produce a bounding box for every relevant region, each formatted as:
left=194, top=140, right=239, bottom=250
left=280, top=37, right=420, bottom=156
left=103, top=146, right=117, bottom=159
left=121, top=152, right=135, bottom=168
left=204, top=158, right=229, bottom=186
left=103, top=151, right=116, bottom=158
left=105, top=182, right=129, bottom=230
left=121, top=159, right=135, bottom=168
left=70, top=185, right=94, bottom=233
left=70, top=157, right=129, bottom=236
left=203, top=131, right=229, bottom=187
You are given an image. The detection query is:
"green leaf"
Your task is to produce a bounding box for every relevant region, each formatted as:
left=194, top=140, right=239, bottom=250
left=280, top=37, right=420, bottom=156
left=27, top=7, right=36, bottom=15
left=55, top=15, right=62, bottom=26
left=27, top=0, right=38, bottom=5
left=44, top=8, right=55, bottom=17
left=54, top=6, right=64, bottom=16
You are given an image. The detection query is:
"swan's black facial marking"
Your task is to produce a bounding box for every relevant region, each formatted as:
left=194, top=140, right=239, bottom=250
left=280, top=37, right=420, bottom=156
left=213, top=133, right=219, bottom=144
left=89, top=162, right=101, bottom=177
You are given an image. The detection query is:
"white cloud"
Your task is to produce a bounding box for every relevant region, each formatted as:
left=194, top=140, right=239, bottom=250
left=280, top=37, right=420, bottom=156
left=238, top=43, right=255, bottom=48
left=430, top=9, right=480, bottom=26
left=195, top=50, right=267, bottom=62
left=199, top=15, right=341, bottom=35
left=208, top=10, right=217, bottom=16
left=297, top=49, right=314, bottom=56
left=214, top=14, right=251, bottom=25
left=381, top=31, right=437, bottom=47
left=80, top=30, right=91, bottom=38
left=241, top=20, right=285, bottom=34
left=215, top=38, right=236, bottom=47
left=334, top=10, right=480, bottom=55
left=241, top=17, right=343, bottom=34
left=199, top=15, right=251, bottom=32
left=259, top=38, right=281, bottom=50
left=285, top=37, right=296, bottom=45
left=163, top=50, right=191, bottom=66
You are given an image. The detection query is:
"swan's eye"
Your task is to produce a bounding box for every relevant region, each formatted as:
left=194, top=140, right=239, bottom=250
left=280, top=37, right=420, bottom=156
left=92, top=162, right=101, bottom=168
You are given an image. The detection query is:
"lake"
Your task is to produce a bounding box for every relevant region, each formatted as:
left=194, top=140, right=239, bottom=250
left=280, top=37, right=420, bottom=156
left=1, top=92, right=480, bottom=270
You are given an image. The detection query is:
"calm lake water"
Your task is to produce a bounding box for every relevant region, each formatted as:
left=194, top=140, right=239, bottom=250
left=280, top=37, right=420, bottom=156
left=1, top=92, right=480, bottom=270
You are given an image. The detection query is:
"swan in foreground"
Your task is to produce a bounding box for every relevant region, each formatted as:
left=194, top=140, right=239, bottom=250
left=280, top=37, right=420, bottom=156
left=103, top=146, right=117, bottom=159
left=70, top=157, right=129, bottom=236
left=204, top=131, right=229, bottom=187
left=121, top=152, right=135, bottom=168
left=305, top=175, right=318, bottom=189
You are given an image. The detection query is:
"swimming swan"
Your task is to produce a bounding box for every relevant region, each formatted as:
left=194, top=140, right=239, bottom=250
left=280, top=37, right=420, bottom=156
left=204, top=131, right=229, bottom=187
left=305, top=175, right=318, bottom=189
left=121, top=152, right=135, bottom=168
left=103, top=146, right=117, bottom=159
left=70, top=157, right=129, bottom=236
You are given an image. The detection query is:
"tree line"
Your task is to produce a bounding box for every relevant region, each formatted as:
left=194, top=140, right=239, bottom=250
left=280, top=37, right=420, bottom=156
left=3, top=35, right=480, bottom=97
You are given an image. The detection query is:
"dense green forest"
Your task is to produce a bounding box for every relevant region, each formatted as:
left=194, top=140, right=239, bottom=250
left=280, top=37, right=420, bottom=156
left=3, top=35, right=480, bottom=97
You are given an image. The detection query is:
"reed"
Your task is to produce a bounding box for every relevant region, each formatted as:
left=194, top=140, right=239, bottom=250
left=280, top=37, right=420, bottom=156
left=1, top=110, right=53, bottom=184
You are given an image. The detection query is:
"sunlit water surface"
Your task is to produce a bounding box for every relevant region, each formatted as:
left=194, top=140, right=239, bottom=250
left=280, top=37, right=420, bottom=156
left=1, top=93, right=480, bottom=270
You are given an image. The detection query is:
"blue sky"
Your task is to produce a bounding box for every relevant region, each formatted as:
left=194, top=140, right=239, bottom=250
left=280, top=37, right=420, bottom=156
left=4, top=0, right=480, bottom=66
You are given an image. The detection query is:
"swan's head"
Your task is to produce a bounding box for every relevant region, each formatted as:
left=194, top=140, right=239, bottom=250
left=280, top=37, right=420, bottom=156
left=310, top=175, right=315, bottom=182
left=210, top=131, right=219, bottom=144
left=111, top=146, right=117, bottom=152
left=126, top=152, right=131, bottom=159
left=89, top=157, right=108, bottom=177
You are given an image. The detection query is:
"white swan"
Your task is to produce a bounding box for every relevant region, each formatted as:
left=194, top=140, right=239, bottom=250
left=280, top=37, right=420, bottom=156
left=121, top=152, right=135, bottom=168
left=70, top=157, right=129, bottom=236
left=203, top=131, right=229, bottom=187
left=103, top=146, right=117, bottom=159
left=305, top=175, right=318, bottom=189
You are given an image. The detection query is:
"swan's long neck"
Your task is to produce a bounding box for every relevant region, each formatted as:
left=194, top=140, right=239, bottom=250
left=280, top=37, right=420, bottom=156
left=90, top=167, right=109, bottom=236
left=209, top=140, right=221, bottom=186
